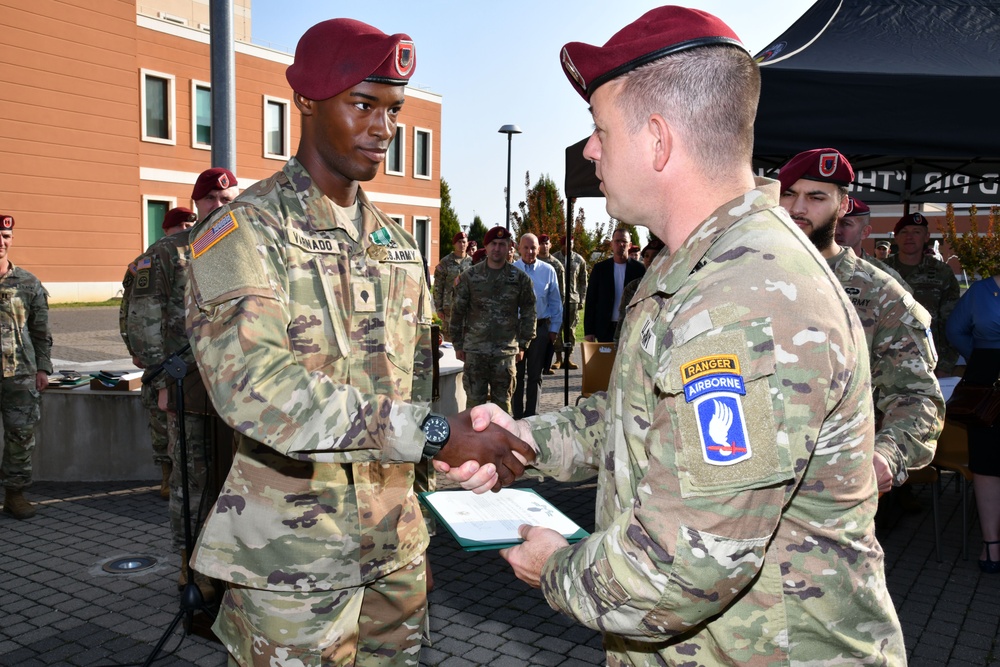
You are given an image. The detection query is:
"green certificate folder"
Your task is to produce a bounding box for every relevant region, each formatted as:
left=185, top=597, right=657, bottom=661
left=419, top=487, right=589, bottom=551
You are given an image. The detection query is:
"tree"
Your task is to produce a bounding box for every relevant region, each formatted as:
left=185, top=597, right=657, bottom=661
left=468, top=215, right=489, bottom=245
left=941, top=204, right=1000, bottom=279
left=438, top=179, right=461, bottom=260
left=511, top=172, right=566, bottom=242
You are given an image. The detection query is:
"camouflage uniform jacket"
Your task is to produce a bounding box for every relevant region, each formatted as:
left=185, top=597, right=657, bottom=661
left=185, top=157, right=434, bottom=592
left=553, top=250, right=587, bottom=305
left=858, top=248, right=912, bottom=293
left=450, top=261, right=536, bottom=355
left=118, top=260, right=138, bottom=353
left=126, top=234, right=195, bottom=391
left=0, top=263, right=52, bottom=378
left=524, top=180, right=904, bottom=665
left=432, top=252, right=471, bottom=314
left=884, top=253, right=961, bottom=373
left=829, top=248, right=943, bottom=484
left=538, top=254, right=565, bottom=303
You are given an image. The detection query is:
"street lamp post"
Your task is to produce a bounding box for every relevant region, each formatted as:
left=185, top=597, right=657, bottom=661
left=498, top=124, right=522, bottom=231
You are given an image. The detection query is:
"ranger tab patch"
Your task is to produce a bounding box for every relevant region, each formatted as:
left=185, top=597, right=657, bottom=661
left=682, top=355, right=752, bottom=466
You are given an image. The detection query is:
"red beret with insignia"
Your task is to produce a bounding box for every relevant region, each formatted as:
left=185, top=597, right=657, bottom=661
left=0, top=215, right=13, bottom=230
left=894, top=212, right=930, bottom=235
left=192, top=168, right=238, bottom=201
left=162, top=207, right=198, bottom=231
left=483, top=227, right=510, bottom=245
left=779, top=148, right=854, bottom=192
left=845, top=196, right=870, bottom=217
left=538, top=234, right=550, bottom=243
left=452, top=231, right=468, bottom=243
left=560, top=6, right=744, bottom=101
left=286, top=19, right=415, bottom=101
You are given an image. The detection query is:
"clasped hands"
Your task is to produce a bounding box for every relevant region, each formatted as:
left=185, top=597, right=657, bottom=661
left=433, top=404, right=570, bottom=588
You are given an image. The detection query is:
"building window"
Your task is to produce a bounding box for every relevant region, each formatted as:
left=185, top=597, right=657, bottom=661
left=414, top=128, right=432, bottom=179
left=141, top=69, right=176, bottom=144
left=192, top=81, right=211, bottom=149
left=263, top=96, right=290, bottom=159
left=414, top=216, right=430, bottom=260
left=143, top=196, right=176, bottom=247
left=386, top=124, right=405, bottom=176
left=387, top=214, right=405, bottom=228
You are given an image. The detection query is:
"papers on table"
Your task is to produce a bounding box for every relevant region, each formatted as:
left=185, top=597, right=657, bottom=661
left=419, top=487, right=588, bottom=551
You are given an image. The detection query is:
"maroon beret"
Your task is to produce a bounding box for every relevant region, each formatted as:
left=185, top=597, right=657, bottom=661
left=845, top=196, right=870, bottom=217
left=779, top=148, right=854, bottom=192
left=162, top=207, right=198, bottom=231
left=286, top=19, right=415, bottom=101
left=472, top=248, right=487, bottom=264
left=452, top=231, right=468, bottom=243
left=894, top=212, right=930, bottom=235
left=483, top=227, right=511, bottom=245
left=538, top=234, right=551, bottom=243
left=0, top=214, right=13, bottom=230
left=192, top=168, right=237, bottom=200
left=560, top=6, right=743, bottom=101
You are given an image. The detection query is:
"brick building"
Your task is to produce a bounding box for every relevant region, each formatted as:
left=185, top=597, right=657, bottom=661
left=1, top=0, right=442, bottom=302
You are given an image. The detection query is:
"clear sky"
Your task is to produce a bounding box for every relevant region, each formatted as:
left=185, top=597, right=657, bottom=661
left=249, top=1, right=816, bottom=234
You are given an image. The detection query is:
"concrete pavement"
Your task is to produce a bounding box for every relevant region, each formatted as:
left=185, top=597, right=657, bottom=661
left=1, top=306, right=997, bottom=665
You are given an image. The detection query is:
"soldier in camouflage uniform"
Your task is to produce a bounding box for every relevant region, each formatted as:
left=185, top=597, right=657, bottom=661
left=127, top=206, right=227, bottom=600
left=551, top=236, right=587, bottom=370
left=885, top=211, right=962, bottom=375
left=0, top=214, right=52, bottom=520
left=432, top=231, right=470, bottom=339
left=835, top=195, right=912, bottom=291
left=183, top=20, right=528, bottom=666
left=440, top=8, right=906, bottom=664
left=450, top=226, right=536, bottom=415
left=536, top=234, right=564, bottom=374
left=780, top=148, right=943, bottom=492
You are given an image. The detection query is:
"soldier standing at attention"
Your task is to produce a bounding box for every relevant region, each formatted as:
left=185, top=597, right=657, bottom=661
left=120, top=205, right=205, bottom=500
left=884, top=211, right=962, bottom=375
left=432, top=230, right=470, bottom=340
left=450, top=226, right=536, bottom=415
left=0, top=214, right=52, bottom=520
left=551, top=235, right=587, bottom=370
left=535, top=233, right=564, bottom=374
left=183, top=19, right=530, bottom=665
left=835, top=195, right=911, bottom=290
left=779, top=148, right=943, bottom=494
left=439, top=7, right=906, bottom=664
left=191, top=167, right=239, bottom=220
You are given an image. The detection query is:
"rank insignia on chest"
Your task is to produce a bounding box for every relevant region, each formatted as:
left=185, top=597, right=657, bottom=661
left=682, top=354, right=751, bottom=466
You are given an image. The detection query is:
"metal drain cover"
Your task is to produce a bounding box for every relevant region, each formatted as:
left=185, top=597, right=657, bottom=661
left=102, top=556, right=158, bottom=573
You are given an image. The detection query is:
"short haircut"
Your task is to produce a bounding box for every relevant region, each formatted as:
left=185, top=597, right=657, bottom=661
left=616, top=45, right=760, bottom=172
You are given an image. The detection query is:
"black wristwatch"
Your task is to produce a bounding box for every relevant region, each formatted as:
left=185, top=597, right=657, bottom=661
left=421, top=413, right=451, bottom=459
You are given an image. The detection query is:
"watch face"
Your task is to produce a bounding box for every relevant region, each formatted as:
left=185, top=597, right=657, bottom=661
left=424, top=415, right=450, bottom=445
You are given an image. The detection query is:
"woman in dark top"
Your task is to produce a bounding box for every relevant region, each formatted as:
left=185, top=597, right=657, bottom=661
left=946, top=274, right=1000, bottom=573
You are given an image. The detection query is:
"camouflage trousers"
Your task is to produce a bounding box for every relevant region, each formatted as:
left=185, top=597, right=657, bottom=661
left=557, top=303, right=581, bottom=351
left=214, top=553, right=427, bottom=666
left=0, top=374, right=40, bottom=489
left=462, top=352, right=516, bottom=415
left=167, top=409, right=217, bottom=551
left=140, top=384, right=169, bottom=466
left=439, top=306, right=452, bottom=341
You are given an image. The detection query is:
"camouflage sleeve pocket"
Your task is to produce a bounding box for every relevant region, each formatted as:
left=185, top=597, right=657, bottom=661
left=655, top=319, right=794, bottom=498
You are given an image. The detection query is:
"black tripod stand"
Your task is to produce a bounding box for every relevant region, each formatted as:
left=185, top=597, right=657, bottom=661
left=141, top=346, right=216, bottom=666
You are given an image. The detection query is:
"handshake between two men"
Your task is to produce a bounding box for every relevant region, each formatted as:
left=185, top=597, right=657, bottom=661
left=430, top=404, right=569, bottom=589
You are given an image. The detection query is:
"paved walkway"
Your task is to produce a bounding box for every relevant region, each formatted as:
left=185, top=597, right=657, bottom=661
left=2, top=307, right=998, bottom=665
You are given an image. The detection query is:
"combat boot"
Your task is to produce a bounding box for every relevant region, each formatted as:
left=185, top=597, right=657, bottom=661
left=564, top=350, right=579, bottom=370
left=3, top=487, right=37, bottom=520
left=550, top=352, right=562, bottom=370
left=159, top=462, right=171, bottom=500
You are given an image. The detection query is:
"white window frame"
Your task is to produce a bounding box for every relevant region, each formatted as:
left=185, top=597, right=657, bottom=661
left=142, top=195, right=177, bottom=249
left=413, top=216, right=431, bottom=259
left=385, top=124, right=406, bottom=176
left=191, top=79, right=212, bottom=151
left=387, top=214, right=405, bottom=228
left=140, top=69, right=176, bottom=145
left=413, top=127, right=432, bottom=180
left=263, top=95, right=291, bottom=160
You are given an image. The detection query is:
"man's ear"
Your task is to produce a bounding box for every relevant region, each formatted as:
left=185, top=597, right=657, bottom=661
left=838, top=193, right=851, bottom=217
left=294, top=93, right=315, bottom=116
left=648, top=114, right=672, bottom=172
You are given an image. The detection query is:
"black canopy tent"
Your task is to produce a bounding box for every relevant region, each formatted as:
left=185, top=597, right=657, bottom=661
left=753, top=0, right=1000, bottom=204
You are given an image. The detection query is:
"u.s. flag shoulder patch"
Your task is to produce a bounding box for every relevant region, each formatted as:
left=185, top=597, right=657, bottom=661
left=191, top=212, right=238, bottom=259
left=682, top=354, right=752, bottom=466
